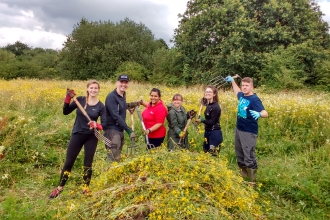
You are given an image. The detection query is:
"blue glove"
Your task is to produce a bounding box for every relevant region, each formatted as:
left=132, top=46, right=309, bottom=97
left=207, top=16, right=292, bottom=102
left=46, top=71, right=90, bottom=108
left=249, top=110, right=261, bottom=120
left=225, top=76, right=233, bottom=82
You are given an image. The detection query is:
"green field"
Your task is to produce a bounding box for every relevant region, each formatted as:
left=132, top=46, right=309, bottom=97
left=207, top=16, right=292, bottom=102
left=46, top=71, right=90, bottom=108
left=0, top=79, right=329, bottom=219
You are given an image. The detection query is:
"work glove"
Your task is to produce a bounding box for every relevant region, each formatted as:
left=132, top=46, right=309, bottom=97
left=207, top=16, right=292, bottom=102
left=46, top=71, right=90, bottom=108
left=64, top=89, right=76, bottom=104
left=89, top=121, right=103, bottom=130
left=225, top=76, right=233, bottom=83
left=178, top=131, right=186, bottom=138
left=195, top=117, right=205, bottom=123
left=127, top=128, right=136, bottom=138
left=143, top=128, right=152, bottom=136
left=187, top=110, right=197, bottom=119
left=249, top=110, right=261, bottom=120
left=200, top=97, right=208, bottom=106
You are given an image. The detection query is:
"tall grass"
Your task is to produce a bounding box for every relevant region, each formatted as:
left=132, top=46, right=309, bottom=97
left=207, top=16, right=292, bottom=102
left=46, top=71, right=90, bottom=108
left=0, top=79, right=329, bottom=219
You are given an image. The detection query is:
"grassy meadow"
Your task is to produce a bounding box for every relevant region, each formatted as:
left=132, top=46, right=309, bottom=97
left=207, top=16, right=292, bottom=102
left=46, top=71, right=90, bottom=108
left=0, top=79, right=330, bottom=219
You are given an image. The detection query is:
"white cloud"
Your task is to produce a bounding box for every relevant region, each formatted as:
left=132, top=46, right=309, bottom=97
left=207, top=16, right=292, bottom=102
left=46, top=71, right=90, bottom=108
left=0, top=27, right=66, bottom=50
left=20, top=10, right=34, bottom=18
left=319, top=1, right=330, bottom=25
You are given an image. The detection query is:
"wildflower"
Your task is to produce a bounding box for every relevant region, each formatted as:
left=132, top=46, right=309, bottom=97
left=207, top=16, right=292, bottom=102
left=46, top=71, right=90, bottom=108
left=0, top=146, right=5, bottom=155
left=2, top=174, right=8, bottom=179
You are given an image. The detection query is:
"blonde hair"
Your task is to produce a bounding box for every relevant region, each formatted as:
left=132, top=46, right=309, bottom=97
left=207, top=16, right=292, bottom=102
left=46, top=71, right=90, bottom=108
left=84, top=79, right=100, bottom=109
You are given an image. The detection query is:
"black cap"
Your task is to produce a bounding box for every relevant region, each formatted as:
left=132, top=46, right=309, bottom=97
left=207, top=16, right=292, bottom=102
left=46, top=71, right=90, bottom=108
left=117, top=74, right=130, bottom=82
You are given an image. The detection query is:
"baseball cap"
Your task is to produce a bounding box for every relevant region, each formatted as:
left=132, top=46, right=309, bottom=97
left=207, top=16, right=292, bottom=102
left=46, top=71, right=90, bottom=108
left=117, top=74, right=130, bottom=82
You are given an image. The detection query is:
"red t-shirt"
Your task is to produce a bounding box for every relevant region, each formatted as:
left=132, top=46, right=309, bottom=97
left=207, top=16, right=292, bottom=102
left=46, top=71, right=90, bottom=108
left=142, top=100, right=167, bottom=138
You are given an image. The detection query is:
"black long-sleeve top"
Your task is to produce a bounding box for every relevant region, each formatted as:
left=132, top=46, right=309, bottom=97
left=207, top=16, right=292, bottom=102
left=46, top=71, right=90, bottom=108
left=203, top=101, right=221, bottom=131
left=104, top=89, right=130, bottom=132
left=63, top=96, right=106, bottom=134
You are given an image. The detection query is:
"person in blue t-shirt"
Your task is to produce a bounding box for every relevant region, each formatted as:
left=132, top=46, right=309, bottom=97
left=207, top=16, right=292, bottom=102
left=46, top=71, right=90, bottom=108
left=225, top=76, right=268, bottom=185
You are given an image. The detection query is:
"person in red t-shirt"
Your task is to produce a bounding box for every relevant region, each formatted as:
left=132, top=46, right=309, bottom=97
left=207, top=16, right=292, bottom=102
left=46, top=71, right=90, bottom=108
left=140, top=88, right=167, bottom=148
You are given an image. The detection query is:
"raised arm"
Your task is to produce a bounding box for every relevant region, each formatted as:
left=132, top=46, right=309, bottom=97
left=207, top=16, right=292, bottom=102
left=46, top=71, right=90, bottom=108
left=225, top=75, right=241, bottom=96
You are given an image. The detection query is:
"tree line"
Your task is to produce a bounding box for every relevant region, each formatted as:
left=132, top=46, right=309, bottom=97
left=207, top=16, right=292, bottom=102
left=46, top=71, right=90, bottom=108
left=1, top=0, right=330, bottom=90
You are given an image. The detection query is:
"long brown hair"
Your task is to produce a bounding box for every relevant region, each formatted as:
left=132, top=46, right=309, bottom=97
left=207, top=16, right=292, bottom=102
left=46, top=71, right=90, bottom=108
left=84, top=79, right=100, bottom=109
left=205, top=85, right=219, bottom=103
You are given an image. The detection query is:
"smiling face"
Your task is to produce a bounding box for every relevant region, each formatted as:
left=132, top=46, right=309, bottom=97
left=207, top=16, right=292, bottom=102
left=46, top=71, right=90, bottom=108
left=87, top=83, right=100, bottom=97
left=116, top=80, right=129, bottom=94
left=172, top=95, right=183, bottom=109
left=204, top=88, right=215, bottom=102
left=150, top=91, right=160, bottom=105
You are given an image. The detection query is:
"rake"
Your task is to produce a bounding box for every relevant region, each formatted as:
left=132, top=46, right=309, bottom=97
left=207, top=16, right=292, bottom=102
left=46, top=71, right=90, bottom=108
left=67, top=89, right=112, bottom=150
left=135, top=106, right=155, bottom=150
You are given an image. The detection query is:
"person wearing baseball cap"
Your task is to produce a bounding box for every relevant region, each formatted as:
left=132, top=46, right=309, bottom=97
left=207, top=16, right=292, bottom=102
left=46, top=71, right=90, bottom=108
left=117, top=74, right=130, bottom=82
left=104, top=74, right=135, bottom=161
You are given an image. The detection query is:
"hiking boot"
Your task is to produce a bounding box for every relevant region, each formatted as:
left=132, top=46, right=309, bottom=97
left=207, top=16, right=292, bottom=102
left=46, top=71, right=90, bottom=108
left=49, top=187, right=63, bottom=199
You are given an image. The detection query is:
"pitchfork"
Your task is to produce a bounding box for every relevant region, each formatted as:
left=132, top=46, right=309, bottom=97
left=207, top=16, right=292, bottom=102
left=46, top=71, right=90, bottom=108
left=135, top=106, right=155, bottom=150
left=67, top=89, right=112, bottom=152
left=209, top=74, right=241, bottom=89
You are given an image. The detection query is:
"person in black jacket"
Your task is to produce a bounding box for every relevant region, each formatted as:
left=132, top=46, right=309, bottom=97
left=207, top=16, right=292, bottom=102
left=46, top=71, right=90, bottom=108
left=195, top=85, right=223, bottom=156
left=104, top=74, right=135, bottom=161
left=49, top=79, right=106, bottom=199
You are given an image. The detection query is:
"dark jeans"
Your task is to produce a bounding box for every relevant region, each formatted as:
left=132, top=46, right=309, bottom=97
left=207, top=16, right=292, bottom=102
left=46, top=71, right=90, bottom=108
left=203, top=129, right=223, bottom=152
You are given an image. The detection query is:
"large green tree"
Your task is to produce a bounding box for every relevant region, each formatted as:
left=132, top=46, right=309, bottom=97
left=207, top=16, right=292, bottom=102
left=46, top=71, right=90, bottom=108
left=174, top=0, right=330, bottom=84
left=56, top=18, right=166, bottom=80
left=2, top=41, right=32, bottom=57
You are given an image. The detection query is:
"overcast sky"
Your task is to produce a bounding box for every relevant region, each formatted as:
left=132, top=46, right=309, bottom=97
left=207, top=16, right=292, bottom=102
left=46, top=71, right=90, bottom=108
left=0, top=0, right=329, bottom=50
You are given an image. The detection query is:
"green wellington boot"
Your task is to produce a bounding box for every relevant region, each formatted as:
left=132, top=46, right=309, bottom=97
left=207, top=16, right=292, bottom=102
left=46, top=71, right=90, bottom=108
left=239, top=166, right=248, bottom=178
left=247, top=168, right=257, bottom=186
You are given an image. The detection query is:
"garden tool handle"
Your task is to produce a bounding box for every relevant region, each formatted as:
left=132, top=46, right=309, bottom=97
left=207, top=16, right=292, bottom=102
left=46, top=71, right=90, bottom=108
left=130, top=113, right=134, bottom=131
left=72, top=97, right=92, bottom=122
left=136, top=106, right=144, bottom=126
left=197, top=104, right=204, bottom=119
left=232, top=74, right=241, bottom=79
left=183, top=118, right=192, bottom=133
left=136, top=106, right=151, bottom=145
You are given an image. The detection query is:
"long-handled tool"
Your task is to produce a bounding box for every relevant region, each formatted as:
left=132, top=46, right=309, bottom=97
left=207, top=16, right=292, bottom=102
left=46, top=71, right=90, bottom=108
left=209, top=74, right=242, bottom=89
left=178, top=110, right=197, bottom=146
left=135, top=106, right=155, bottom=150
left=192, top=98, right=207, bottom=129
left=126, top=104, right=137, bottom=156
left=67, top=89, right=112, bottom=150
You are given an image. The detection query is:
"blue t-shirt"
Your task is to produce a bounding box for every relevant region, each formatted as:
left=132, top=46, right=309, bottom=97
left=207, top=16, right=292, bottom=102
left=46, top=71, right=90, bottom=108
left=236, top=92, right=265, bottom=134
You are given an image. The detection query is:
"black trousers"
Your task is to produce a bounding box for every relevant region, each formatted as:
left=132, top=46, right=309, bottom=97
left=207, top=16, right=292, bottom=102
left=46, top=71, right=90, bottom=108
left=59, top=133, right=98, bottom=187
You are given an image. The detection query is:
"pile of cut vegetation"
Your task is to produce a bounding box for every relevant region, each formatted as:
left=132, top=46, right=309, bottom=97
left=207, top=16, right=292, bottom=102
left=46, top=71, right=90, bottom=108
left=64, top=148, right=263, bottom=219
